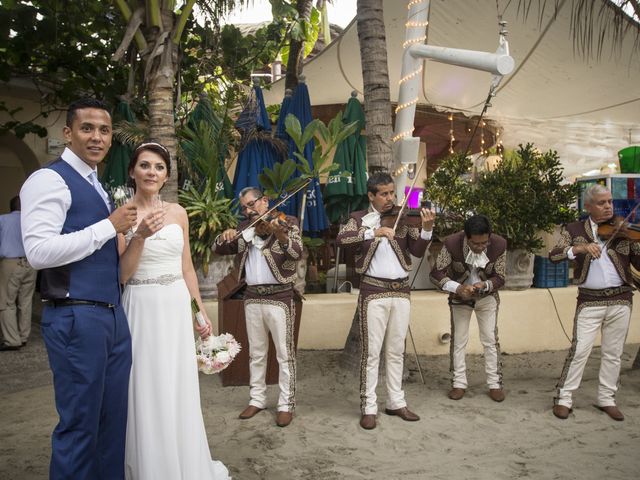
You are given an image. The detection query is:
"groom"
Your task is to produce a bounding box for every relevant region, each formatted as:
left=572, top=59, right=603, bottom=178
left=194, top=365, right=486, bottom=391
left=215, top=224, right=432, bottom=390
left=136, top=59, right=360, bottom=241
left=215, top=186, right=302, bottom=427
left=20, top=98, right=137, bottom=479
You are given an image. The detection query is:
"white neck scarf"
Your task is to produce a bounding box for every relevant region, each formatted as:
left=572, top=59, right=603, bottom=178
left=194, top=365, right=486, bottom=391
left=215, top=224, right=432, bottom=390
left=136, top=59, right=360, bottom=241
left=362, top=206, right=381, bottom=230
left=465, top=249, right=490, bottom=269
left=241, top=227, right=266, bottom=249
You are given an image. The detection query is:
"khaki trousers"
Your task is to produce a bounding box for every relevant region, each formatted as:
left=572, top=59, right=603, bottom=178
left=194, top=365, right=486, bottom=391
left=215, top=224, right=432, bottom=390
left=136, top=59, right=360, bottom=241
left=449, top=295, right=502, bottom=390
left=244, top=301, right=296, bottom=412
left=556, top=303, right=630, bottom=408
left=360, top=295, right=411, bottom=415
left=0, top=257, right=37, bottom=346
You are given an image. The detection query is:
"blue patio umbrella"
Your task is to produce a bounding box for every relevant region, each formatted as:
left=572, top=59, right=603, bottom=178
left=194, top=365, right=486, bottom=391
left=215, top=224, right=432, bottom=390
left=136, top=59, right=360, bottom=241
left=232, top=85, right=284, bottom=198
left=277, top=82, right=329, bottom=237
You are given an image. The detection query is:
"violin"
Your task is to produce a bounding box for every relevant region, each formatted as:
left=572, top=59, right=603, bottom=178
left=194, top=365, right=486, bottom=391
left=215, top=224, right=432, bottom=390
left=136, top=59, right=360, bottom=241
left=597, top=216, right=640, bottom=242
left=254, top=210, right=289, bottom=237
left=380, top=205, right=424, bottom=229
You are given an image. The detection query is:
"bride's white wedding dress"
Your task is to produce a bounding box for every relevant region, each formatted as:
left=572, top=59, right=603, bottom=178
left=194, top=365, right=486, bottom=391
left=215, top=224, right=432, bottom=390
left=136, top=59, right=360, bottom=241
left=123, top=224, right=229, bottom=480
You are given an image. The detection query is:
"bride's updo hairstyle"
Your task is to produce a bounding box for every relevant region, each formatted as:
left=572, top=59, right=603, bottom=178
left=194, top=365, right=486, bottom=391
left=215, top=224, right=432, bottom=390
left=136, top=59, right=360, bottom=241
left=128, top=141, right=172, bottom=190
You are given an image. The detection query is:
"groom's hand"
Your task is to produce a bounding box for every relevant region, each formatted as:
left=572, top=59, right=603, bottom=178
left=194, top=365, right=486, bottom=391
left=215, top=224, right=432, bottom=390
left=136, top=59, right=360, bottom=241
left=109, top=204, right=137, bottom=234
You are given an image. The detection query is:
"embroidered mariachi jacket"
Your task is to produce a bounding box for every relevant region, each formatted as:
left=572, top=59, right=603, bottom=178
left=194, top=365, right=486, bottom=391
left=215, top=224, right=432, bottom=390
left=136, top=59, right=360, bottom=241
left=429, top=231, right=507, bottom=297
left=548, top=219, right=640, bottom=287
left=213, top=215, right=303, bottom=284
left=335, top=208, right=429, bottom=275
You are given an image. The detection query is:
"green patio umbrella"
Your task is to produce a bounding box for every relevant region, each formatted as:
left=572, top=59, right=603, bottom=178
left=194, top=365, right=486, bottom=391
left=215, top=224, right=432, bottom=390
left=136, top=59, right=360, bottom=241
left=101, top=100, right=135, bottom=191
left=323, top=93, right=368, bottom=224
left=183, top=95, right=234, bottom=199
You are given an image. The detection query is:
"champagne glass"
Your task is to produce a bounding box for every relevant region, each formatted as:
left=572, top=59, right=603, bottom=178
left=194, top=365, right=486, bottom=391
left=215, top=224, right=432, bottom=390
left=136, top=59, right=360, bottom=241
left=111, top=186, right=135, bottom=235
left=150, top=193, right=165, bottom=240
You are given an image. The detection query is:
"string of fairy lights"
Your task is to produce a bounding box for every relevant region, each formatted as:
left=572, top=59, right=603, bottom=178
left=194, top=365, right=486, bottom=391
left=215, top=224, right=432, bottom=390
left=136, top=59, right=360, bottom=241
left=392, top=0, right=429, bottom=177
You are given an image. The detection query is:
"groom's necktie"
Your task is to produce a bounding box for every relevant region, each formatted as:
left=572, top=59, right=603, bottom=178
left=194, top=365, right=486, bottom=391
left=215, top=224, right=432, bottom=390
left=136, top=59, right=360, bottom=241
left=88, top=171, right=111, bottom=212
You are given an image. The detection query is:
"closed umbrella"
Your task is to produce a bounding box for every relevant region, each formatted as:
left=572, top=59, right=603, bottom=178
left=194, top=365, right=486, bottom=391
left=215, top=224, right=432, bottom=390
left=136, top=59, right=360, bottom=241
left=183, top=95, right=233, bottom=199
left=280, top=81, right=329, bottom=237
left=323, top=93, right=368, bottom=224
left=232, top=85, right=285, bottom=198
left=101, top=100, right=135, bottom=190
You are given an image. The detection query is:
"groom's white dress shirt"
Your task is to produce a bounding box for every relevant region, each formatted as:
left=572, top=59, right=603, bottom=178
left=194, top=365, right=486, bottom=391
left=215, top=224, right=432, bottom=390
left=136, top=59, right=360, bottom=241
left=20, top=147, right=116, bottom=270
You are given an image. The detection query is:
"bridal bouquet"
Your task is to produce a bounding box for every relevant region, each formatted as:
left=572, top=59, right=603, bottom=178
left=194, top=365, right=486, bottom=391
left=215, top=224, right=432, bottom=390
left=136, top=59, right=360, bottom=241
left=192, top=299, right=241, bottom=374
left=195, top=333, right=241, bottom=375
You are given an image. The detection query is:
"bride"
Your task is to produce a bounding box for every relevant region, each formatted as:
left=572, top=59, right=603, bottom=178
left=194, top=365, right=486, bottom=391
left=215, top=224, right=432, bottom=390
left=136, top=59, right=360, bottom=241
left=118, top=142, right=230, bottom=480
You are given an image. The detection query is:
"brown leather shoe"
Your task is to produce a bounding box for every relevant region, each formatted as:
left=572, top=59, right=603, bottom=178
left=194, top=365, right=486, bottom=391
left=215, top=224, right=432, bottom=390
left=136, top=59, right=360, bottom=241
left=448, top=388, right=466, bottom=400
left=238, top=405, right=265, bottom=419
left=359, top=414, right=376, bottom=430
left=488, top=388, right=505, bottom=402
left=276, top=411, right=293, bottom=427
left=384, top=407, right=420, bottom=421
left=595, top=405, right=624, bottom=421
left=552, top=404, right=572, bottom=419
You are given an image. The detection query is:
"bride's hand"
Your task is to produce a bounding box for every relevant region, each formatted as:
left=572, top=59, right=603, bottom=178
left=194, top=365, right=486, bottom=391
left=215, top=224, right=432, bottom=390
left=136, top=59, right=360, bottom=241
left=134, top=208, right=165, bottom=239
left=195, top=315, right=212, bottom=339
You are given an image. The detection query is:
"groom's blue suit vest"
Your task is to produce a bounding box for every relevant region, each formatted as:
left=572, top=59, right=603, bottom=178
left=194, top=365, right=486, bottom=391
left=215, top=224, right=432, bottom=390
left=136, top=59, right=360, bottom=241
left=39, top=158, right=121, bottom=306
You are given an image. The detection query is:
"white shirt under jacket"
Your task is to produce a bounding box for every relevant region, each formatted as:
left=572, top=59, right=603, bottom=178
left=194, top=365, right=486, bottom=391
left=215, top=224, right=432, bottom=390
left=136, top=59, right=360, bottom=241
left=242, top=227, right=280, bottom=285
left=20, top=147, right=116, bottom=270
left=566, top=218, right=623, bottom=290
left=362, top=206, right=432, bottom=280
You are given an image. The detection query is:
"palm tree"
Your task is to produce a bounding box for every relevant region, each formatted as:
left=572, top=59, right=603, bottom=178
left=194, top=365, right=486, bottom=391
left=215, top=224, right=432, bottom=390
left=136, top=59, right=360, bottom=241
left=285, top=0, right=315, bottom=91
left=112, top=1, right=241, bottom=201
left=355, top=0, right=393, bottom=172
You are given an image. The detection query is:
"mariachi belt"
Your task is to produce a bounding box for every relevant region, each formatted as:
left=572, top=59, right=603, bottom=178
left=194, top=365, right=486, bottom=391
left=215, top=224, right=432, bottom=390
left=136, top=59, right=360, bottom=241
left=361, top=275, right=409, bottom=291
left=578, top=285, right=633, bottom=297
left=246, top=283, right=293, bottom=296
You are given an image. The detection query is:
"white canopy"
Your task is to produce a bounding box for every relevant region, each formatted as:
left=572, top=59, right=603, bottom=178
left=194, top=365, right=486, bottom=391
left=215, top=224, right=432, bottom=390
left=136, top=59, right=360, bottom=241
left=263, top=0, right=640, bottom=178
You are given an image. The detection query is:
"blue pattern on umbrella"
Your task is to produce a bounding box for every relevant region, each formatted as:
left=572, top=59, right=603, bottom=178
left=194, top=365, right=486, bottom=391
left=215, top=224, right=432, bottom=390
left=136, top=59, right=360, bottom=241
left=232, top=85, right=281, bottom=198
left=276, top=83, right=329, bottom=237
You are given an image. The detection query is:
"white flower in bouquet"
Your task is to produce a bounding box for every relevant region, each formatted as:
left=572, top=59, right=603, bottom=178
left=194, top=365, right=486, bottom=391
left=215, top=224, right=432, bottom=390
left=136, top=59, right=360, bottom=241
left=195, top=333, right=241, bottom=375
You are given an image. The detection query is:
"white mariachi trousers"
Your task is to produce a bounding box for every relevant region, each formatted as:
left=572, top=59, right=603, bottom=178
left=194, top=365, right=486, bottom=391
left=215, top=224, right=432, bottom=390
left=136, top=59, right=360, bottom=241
left=449, top=295, right=502, bottom=390
left=360, top=295, right=411, bottom=415
left=244, top=301, right=296, bottom=412
left=556, top=303, right=630, bottom=408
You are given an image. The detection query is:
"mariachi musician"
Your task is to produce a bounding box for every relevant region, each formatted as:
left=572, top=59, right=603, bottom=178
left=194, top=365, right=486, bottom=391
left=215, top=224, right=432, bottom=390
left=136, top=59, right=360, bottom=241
left=215, top=186, right=302, bottom=428
left=336, top=172, right=436, bottom=430
left=429, top=214, right=507, bottom=403
left=549, top=183, right=640, bottom=422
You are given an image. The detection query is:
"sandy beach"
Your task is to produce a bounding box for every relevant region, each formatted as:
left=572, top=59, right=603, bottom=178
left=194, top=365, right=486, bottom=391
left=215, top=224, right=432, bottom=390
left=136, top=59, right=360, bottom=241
left=1, top=324, right=639, bottom=480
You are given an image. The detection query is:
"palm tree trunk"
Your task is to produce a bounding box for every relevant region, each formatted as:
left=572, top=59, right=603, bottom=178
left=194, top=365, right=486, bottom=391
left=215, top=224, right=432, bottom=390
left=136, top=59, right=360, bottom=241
left=285, top=0, right=315, bottom=91
left=356, top=0, right=393, bottom=171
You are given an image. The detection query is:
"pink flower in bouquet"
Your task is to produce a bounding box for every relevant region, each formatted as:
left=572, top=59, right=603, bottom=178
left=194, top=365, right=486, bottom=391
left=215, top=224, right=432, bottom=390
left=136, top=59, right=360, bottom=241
left=195, top=333, right=241, bottom=375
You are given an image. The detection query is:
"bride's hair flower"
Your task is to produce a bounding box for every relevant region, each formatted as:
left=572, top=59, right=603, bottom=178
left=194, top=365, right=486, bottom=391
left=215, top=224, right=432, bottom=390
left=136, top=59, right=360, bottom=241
left=196, top=333, right=241, bottom=375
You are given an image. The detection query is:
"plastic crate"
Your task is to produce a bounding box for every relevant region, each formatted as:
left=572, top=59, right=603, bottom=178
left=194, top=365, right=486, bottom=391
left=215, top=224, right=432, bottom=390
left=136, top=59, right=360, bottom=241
left=533, top=255, right=569, bottom=288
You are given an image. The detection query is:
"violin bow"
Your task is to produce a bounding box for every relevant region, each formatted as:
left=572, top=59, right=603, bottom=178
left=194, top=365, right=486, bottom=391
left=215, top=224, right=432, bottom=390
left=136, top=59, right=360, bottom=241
left=601, top=200, right=640, bottom=251
left=391, top=155, right=428, bottom=232
left=232, top=179, right=311, bottom=241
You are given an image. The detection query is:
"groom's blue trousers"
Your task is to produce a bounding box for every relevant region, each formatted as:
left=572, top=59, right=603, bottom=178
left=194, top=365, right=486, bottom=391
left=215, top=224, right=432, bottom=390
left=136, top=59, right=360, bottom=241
left=42, top=303, right=131, bottom=480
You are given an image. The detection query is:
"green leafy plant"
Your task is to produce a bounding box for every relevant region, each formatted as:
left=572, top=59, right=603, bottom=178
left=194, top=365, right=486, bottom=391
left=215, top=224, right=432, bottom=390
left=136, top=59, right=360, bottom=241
left=472, top=143, right=579, bottom=252
left=258, top=111, right=358, bottom=200
left=423, top=153, right=473, bottom=240
left=302, top=236, right=325, bottom=266
left=178, top=180, right=238, bottom=275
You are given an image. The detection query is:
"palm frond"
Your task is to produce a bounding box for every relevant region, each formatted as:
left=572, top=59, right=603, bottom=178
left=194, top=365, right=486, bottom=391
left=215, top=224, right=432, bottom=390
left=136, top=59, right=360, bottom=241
left=113, top=120, right=149, bottom=147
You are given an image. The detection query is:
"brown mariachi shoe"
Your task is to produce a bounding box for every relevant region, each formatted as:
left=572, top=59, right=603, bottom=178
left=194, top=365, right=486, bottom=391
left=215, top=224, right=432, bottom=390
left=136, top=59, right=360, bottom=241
left=384, top=407, right=420, bottom=421
left=552, top=405, right=572, bottom=419
left=448, top=388, right=466, bottom=400
left=488, top=388, right=506, bottom=402
left=359, top=414, right=376, bottom=430
left=276, top=411, right=293, bottom=427
left=238, top=405, right=265, bottom=419
left=595, top=405, right=624, bottom=421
